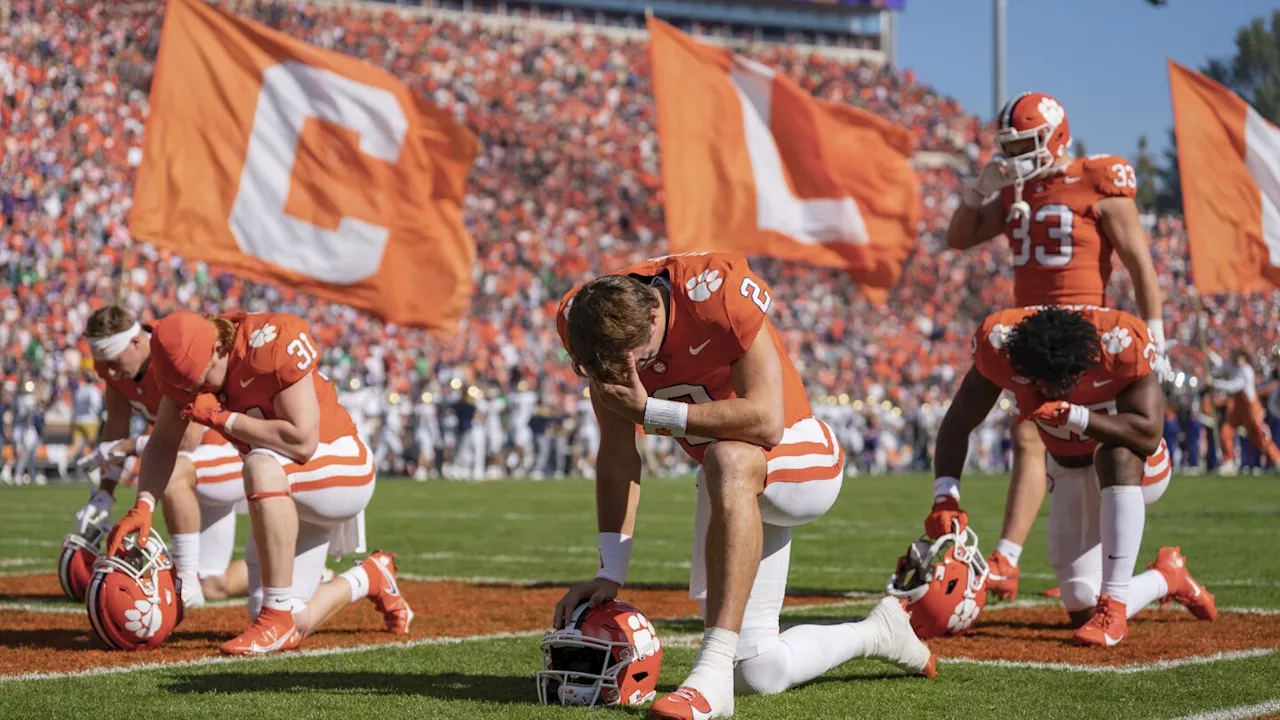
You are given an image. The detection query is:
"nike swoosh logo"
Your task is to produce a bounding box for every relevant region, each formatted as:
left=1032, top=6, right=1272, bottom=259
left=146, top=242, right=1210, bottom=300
left=1107, top=554, right=1125, bottom=560
left=1103, top=632, right=1123, bottom=646
left=248, top=629, right=296, bottom=653
left=1064, top=176, right=1083, bottom=184
left=239, top=376, right=256, bottom=388
left=689, top=340, right=711, bottom=355
left=1093, top=379, right=1114, bottom=387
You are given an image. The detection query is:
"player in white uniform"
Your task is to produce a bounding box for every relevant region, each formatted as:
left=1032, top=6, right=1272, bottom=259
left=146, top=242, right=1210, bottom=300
left=484, top=388, right=507, bottom=478
left=508, top=381, right=539, bottom=474
left=376, top=396, right=407, bottom=474
left=573, top=390, right=601, bottom=477
left=10, top=382, right=42, bottom=485
left=413, top=388, right=441, bottom=480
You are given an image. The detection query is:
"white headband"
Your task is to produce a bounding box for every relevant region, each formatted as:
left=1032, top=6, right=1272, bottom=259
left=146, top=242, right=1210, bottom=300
left=90, top=323, right=141, bottom=361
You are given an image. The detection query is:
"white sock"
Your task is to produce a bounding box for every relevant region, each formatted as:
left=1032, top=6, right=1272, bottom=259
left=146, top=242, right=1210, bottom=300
left=340, top=565, right=371, bottom=603
left=1100, top=486, right=1145, bottom=605
left=170, top=532, right=201, bottom=587
left=1126, top=569, right=1170, bottom=619
left=264, top=586, right=294, bottom=613
left=735, top=621, right=874, bottom=696
left=994, top=538, right=1023, bottom=567
left=684, top=627, right=738, bottom=711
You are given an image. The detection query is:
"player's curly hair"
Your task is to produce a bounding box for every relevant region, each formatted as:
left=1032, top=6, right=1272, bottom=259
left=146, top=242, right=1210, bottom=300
left=566, top=274, right=658, bottom=384
left=1005, top=307, right=1102, bottom=398
left=202, top=313, right=238, bottom=354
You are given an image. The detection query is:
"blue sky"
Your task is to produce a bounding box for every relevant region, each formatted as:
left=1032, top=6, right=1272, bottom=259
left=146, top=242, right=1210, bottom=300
left=896, top=0, right=1274, bottom=158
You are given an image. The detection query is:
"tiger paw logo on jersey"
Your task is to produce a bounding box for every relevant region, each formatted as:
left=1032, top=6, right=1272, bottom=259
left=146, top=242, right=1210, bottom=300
left=123, top=594, right=165, bottom=639
left=948, top=596, right=981, bottom=633
left=987, top=324, right=1012, bottom=351
left=1101, top=327, right=1132, bottom=355
left=685, top=270, right=723, bottom=302
left=250, top=323, right=278, bottom=348
left=1038, top=97, right=1065, bottom=129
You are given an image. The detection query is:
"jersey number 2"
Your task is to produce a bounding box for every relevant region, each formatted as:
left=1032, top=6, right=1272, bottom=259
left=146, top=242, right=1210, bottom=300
left=287, top=333, right=319, bottom=371
left=1011, top=203, right=1073, bottom=268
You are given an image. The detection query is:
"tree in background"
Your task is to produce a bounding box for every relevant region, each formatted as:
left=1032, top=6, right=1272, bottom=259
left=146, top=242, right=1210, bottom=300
left=1157, top=10, right=1280, bottom=213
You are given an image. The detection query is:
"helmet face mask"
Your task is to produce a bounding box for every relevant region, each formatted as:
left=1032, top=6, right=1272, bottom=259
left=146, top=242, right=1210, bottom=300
left=536, top=601, right=662, bottom=708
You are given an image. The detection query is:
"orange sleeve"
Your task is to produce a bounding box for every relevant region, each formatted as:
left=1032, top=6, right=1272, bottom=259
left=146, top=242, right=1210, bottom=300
left=1101, top=312, right=1154, bottom=383
left=244, top=315, right=316, bottom=388
left=1084, top=154, right=1138, bottom=200
left=972, top=311, right=1021, bottom=385
left=714, top=256, right=772, bottom=358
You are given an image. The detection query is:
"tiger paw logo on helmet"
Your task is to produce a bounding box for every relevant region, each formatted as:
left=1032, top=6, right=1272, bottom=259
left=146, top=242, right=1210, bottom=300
left=947, top=596, right=982, bottom=634
left=123, top=595, right=166, bottom=639
left=685, top=270, right=723, bottom=302
left=1037, top=97, right=1065, bottom=128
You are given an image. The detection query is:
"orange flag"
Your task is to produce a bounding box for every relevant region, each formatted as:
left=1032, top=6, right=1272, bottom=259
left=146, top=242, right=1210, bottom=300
left=649, top=18, right=919, bottom=300
left=131, top=0, right=479, bottom=333
left=1169, top=60, right=1280, bottom=294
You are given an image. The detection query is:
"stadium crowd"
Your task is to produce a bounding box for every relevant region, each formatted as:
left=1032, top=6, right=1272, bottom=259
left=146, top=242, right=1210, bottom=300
left=1, top=0, right=1278, bottom=484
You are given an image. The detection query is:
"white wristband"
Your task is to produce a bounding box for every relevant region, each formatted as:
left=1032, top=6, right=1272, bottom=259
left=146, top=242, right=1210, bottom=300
left=223, top=412, right=240, bottom=435
left=1146, top=319, right=1165, bottom=349
left=595, top=532, right=633, bottom=585
left=933, top=475, right=960, bottom=503
left=1065, top=404, right=1090, bottom=435
left=643, top=398, right=688, bottom=438
left=134, top=435, right=149, bottom=455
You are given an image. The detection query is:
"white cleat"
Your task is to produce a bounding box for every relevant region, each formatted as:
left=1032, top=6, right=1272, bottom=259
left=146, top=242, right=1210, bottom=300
left=180, top=580, right=206, bottom=610
left=867, top=596, right=938, bottom=678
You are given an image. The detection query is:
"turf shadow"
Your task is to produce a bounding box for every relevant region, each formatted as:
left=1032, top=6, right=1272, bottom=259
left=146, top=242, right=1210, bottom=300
left=165, top=671, right=541, bottom=704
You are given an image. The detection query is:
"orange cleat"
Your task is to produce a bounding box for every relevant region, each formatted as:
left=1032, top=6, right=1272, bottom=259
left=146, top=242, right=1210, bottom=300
left=1043, top=586, right=1062, bottom=599
left=649, top=687, right=717, bottom=720
left=985, top=551, right=1020, bottom=601
left=1149, top=546, right=1217, bottom=621
left=361, top=550, right=414, bottom=635
left=1072, top=594, right=1128, bottom=647
left=219, top=607, right=302, bottom=655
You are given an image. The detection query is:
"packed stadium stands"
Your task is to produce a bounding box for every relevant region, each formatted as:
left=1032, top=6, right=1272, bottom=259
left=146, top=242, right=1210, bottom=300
left=1, top=0, right=1277, bottom=483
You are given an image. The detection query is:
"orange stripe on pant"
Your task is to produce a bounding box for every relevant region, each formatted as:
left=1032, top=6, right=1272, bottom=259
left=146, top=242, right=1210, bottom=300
left=763, top=417, right=845, bottom=484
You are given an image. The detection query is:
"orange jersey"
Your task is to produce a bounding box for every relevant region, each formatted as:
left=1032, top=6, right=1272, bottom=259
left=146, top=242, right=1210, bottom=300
left=215, top=312, right=356, bottom=443
left=1000, top=154, right=1137, bottom=306
left=95, top=358, right=166, bottom=423
left=973, top=306, right=1155, bottom=457
left=556, top=252, right=812, bottom=464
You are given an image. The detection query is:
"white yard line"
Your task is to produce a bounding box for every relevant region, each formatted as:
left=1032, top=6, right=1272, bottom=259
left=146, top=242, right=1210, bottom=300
left=0, top=629, right=545, bottom=683
left=942, top=648, right=1279, bottom=674
left=1173, top=698, right=1280, bottom=720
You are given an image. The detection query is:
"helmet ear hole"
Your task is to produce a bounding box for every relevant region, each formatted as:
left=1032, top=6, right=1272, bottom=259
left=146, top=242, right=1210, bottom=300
left=946, top=578, right=958, bottom=595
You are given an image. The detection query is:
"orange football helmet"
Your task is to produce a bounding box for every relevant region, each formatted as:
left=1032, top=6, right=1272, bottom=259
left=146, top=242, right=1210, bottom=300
left=537, top=601, right=663, bottom=707
left=86, top=532, right=184, bottom=651
left=996, top=91, right=1072, bottom=186
left=887, top=524, right=989, bottom=639
left=58, top=524, right=109, bottom=602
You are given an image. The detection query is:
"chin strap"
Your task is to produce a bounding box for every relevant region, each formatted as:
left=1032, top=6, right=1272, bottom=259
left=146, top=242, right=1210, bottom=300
left=1007, top=176, right=1031, bottom=223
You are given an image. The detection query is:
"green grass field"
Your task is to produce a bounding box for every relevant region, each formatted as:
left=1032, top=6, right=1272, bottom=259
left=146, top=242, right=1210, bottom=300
left=1, top=473, right=1278, bottom=719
